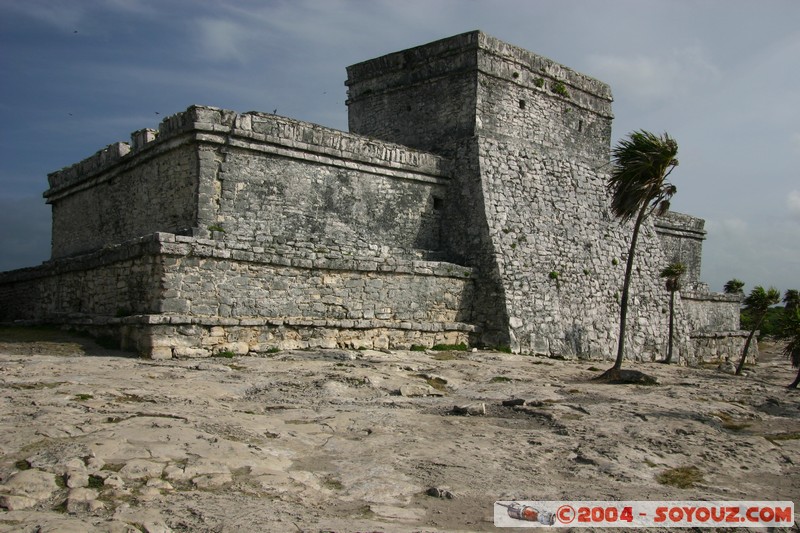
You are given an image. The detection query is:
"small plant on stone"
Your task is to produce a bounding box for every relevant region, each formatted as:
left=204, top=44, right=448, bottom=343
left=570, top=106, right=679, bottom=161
left=551, top=81, right=570, bottom=98
left=534, top=77, right=545, bottom=88
left=214, top=350, right=237, bottom=358
left=410, top=345, right=427, bottom=352
left=549, top=270, right=561, bottom=290
left=207, top=224, right=226, bottom=233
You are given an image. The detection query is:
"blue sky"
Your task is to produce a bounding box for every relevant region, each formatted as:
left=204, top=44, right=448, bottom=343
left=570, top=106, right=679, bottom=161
left=1, top=0, right=798, bottom=293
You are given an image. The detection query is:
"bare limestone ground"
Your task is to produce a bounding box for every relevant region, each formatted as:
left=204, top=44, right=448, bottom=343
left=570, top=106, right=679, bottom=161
left=0, top=328, right=798, bottom=532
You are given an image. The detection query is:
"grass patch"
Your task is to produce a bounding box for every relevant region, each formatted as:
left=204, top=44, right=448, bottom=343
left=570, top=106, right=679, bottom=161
left=414, top=374, right=448, bottom=391
left=410, top=344, right=427, bottom=352
left=712, top=411, right=751, bottom=431
left=116, top=393, right=156, bottom=403
left=494, top=345, right=513, bottom=353
left=74, top=393, right=94, bottom=401
left=490, top=376, right=512, bottom=383
left=339, top=376, right=369, bottom=387
left=10, top=382, right=64, bottom=390
left=213, top=350, right=237, bottom=358
left=764, top=431, right=800, bottom=445
left=0, top=325, right=70, bottom=342
left=323, top=477, right=343, bottom=491
left=431, top=352, right=461, bottom=361
left=14, top=459, right=31, bottom=471
left=431, top=343, right=468, bottom=351
left=656, top=466, right=703, bottom=489
left=88, top=474, right=105, bottom=489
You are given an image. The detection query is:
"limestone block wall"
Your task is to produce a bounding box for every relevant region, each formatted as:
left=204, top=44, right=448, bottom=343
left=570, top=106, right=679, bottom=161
left=346, top=33, right=479, bottom=154
left=44, top=105, right=452, bottom=263
left=155, top=237, right=474, bottom=324
left=655, top=212, right=706, bottom=283
left=0, top=237, right=164, bottom=322
left=203, top=142, right=446, bottom=255
left=346, top=30, right=690, bottom=360
left=477, top=138, right=689, bottom=359
left=0, top=232, right=476, bottom=357
left=681, top=289, right=742, bottom=332
left=45, top=141, right=199, bottom=259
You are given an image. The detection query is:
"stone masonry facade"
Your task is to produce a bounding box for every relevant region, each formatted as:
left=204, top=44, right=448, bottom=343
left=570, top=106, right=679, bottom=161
left=0, top=31, right=748, bottom=361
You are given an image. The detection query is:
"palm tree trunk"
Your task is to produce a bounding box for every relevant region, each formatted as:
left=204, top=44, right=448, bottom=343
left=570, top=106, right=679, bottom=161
left=612, top=202, right=649, bottom=371
left=664, top=290, right=675, bottom=364
left=735, top=314, right=765, bottom=376
left=789, top=367, right=800, bottom=389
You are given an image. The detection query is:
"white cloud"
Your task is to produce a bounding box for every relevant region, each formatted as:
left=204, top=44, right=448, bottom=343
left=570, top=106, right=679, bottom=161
left=587, top=47, right=720, bottom=108
left=3, top=1, right=87, bottom=32
left=788, top=190, right=800, bottom=220
left=194, top=18, right=253, bottom=63
left=707, top=217, right=748, bottom=235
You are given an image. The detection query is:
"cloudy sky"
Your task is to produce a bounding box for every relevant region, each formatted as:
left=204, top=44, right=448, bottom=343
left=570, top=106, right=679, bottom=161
left=1, top=0, right=797, bottom=293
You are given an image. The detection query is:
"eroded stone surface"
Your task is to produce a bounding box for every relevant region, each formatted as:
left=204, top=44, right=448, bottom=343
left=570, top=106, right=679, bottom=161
left=0, top=343, right=797, bottom=532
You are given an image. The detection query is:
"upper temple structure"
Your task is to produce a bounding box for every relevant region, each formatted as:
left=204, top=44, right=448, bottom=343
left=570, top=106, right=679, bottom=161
left=0, top=31, right=747, bottom=361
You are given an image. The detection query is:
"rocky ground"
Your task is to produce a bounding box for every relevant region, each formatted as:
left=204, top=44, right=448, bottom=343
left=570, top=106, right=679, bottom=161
left=0, top=327, right=798, bottom=532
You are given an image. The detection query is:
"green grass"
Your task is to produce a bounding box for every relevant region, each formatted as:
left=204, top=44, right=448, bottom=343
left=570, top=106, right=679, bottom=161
left=431, top=343, right=468, bottom=351
left=214, top=350, right=237, bottom=358
left=712, top=411, right=751, bottom=432
left=0, top=325, right=69, bottom=342
left=764, top=431, right=800, bottom=445
left=490, top=376, right=512, bottom=383
left=414, top=374, right=448, bottom=391
left=656, top=466, right=703, bottom=488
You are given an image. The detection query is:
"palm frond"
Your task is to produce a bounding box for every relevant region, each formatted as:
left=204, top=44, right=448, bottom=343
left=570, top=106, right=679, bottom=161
left=743, top=286, right=781, bottom=313
left=784, top=289, right=799, bottom=313
left=607, top=131, right=679, bottom=222
left=723, top=279, right=745, bottom=295
left=659, top=262, right=686, bottom=279
left=784, top=308, right=800, bottom=368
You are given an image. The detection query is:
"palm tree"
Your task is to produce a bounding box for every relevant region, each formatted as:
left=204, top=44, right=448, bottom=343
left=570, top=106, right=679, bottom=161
left=784, top=289, right=799, bottom=314
left=735, top=286, right=781, bottom=375
left=723, top=279, right=745, bottom=295
left=606, top=130, right=678, bottom=375
left=784, top=307, right=800, bottom=388
left=659, top=262, right=686, bottom=364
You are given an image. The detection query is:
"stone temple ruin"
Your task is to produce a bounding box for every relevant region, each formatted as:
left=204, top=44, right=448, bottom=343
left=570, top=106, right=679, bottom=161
left=0, top=31, right=747, bottom=361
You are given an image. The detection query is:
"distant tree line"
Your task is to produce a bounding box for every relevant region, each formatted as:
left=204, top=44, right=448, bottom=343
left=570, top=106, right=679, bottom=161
left=724, top=280, right=799, bottom=386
